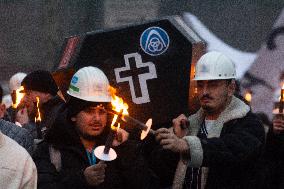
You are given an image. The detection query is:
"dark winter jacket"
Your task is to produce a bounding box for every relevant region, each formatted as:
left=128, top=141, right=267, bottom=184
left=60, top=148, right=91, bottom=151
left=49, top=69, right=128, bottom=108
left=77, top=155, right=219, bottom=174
left=23, top=95, right=65, bottom=139
left=174, top=96, right=265, bottom=189
left=142, top=133, right=180, bottom=188
left=262, top=128, right=284, bottom=189
left=33, top=110, right=159, bottom=189
left=0, top=119, right=34, bottom=154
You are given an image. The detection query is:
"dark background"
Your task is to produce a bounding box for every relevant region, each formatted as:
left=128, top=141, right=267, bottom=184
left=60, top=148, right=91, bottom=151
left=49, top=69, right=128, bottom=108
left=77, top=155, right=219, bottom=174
left=0, top=0, right=283, bottom=93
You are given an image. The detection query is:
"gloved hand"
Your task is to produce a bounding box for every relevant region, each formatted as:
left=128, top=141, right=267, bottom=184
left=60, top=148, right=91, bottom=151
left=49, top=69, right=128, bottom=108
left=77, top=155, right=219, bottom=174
left=155, top=128, right=189, bottom=154
left=172, top=114, right=189, bottom=138
left=84, top=161, right=107, bottom=186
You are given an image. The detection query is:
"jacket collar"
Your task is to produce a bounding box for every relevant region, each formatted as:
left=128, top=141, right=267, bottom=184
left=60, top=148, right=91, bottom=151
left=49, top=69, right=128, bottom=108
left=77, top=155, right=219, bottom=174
left=188, top=96, right=250, bottom=138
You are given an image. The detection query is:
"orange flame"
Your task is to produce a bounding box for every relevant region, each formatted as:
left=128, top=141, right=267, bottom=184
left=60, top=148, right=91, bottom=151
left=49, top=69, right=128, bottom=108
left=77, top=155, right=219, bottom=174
left=12, top=86, right=25, bottom=108
left=280, top=84, right=284, bottom=101
left=109, top=87, right=129, bottom=130
left=117, top=123, right=120, bottom=131
left=110, top=114, right=118, bottom=130
left=34, top=97, right=42, bottom=122
left=244, top=92, right=252, bottom=103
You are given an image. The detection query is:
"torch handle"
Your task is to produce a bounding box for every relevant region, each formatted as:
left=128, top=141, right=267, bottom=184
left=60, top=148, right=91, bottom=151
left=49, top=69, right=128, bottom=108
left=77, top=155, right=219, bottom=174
left=103, top=129, right=116, bottom=154
left=35, top=122, right=43, bottom=139
left=149, top=129, right=155, bottom=135
left=122, top=115, right=148, bottom=131
left=180, top=119, right=189, bottom=129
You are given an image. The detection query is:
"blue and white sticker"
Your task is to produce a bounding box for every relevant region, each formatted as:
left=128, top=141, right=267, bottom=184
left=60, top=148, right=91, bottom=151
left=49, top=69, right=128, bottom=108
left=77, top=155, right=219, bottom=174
left=71, top=75, right=79, bottom=84
left=140, top=27, right=170, bottom=56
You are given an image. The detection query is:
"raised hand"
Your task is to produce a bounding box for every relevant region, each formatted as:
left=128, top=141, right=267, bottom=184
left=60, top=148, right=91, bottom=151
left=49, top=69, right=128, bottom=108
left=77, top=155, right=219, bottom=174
left=172, top=114, right=189, bottom=138
left=155, top=128, right=189, bottom=154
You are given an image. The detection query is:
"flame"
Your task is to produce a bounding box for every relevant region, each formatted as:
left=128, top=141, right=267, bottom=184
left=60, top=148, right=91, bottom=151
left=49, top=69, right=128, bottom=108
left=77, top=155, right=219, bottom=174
left=109, top=87, right=129, bottom=130
left=117, top=123, right=120, bottom=131
left=110, top=114, right=118, bottom=130
left=12, top=86, right=25, bottom=108
left=109, top=86, right=129, bottom=115
left=111, top=95, right=129, bottom=115
left=34, top=97, right=41, bottom=122
left=244, top=92, right=252, bottom=103
left=280, top=84, right=284, bottom=101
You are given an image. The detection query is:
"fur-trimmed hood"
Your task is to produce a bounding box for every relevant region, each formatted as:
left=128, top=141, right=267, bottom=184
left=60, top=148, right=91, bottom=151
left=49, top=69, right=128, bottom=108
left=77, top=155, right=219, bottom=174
left=188, top=95, right=250, bottom=138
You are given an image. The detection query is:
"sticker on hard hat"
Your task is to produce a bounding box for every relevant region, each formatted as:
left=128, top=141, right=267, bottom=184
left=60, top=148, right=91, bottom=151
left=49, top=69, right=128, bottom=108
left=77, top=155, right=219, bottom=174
left=71, top=76, right=79, bottom=84
left=200, top=64, right=209, bottom=73
left=140, top=27, right=169, bottom=56
left=69, top=84, right=79, bottom=92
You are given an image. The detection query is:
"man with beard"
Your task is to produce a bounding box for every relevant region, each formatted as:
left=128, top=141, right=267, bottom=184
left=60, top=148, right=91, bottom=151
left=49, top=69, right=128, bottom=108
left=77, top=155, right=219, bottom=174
left=33, top=66, right=158, bottom=189
left=155, top=51, right=265, bottom=189
left=17, top=70, right=65, bottom=139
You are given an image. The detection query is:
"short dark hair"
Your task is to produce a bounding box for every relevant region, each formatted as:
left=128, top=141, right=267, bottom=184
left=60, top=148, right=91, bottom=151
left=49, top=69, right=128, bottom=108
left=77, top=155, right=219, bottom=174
left=66, top=96, right=111, bottom=119
left=21, top=70, right=58, bottom=96
left=225, top=79, right=234, bottom=84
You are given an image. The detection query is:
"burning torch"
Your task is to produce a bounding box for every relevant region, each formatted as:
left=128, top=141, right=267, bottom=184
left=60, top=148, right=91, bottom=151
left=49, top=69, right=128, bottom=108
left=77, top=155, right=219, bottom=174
left=34, top=97, right=43, bottom=139
left=10, top=86, right=25, bottom=123
left=94, top=95, right=129, bottom=161
left=244, top=90, right=252, bottom=104
left=94, top=109, right=121, bottom=161
left=108, top=110, right=154, bottom=140
left=279, top=84, right=284, bottom=114
left=12, top=86, right=25, bottom=109
left=94, top=92, right=154, bottom=161
left=107, top=94, right=154, bottom=140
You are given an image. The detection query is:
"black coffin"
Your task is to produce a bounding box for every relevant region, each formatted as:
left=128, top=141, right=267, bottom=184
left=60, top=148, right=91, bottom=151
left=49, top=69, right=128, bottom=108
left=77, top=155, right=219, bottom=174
left=54, top=16, right=204, bottom=129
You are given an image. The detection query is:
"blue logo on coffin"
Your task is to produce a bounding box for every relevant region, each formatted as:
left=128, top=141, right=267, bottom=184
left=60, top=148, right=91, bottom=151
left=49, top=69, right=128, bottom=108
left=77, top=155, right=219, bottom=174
left=140, top=27, right=170, bottom=56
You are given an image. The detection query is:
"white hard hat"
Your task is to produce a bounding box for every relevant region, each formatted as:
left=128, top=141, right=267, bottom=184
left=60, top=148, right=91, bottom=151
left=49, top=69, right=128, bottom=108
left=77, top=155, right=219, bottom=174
left=67, top=66, right=111, bottom=102
left=9, top=72, right=27, bottom=92
left=194, top=51, right=236, bottom=80
left=2, top=94, right=12, bottom=108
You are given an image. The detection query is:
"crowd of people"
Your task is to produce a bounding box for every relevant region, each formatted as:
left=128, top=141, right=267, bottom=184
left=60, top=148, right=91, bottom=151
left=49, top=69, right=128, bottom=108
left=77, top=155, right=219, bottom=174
left=0, top=51, right=283, bottom=189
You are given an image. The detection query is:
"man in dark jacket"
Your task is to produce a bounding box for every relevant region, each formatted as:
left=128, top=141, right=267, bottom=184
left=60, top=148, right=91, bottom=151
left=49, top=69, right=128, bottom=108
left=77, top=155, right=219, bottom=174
left=155, top=51, right=265, bottom=189
left=16, top=70, right=65, bottom=139
left=33, top=66, right=158, bottom=189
